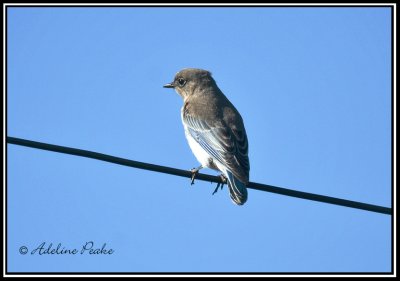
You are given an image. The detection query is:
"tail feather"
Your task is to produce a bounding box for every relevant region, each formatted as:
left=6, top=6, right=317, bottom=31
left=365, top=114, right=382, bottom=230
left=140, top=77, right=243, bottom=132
left=225, top=170, right=248, bottom=205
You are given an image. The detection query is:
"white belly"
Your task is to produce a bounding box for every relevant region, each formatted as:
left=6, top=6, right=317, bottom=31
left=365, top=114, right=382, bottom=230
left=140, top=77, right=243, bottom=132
left=181, top=106, right=213, bottom=168
left=183, top=124, right=213, bottom=168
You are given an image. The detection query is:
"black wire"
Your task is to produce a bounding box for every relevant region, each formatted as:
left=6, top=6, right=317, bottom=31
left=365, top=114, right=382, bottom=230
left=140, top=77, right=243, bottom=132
left=7, top=136, right=392, bottom=215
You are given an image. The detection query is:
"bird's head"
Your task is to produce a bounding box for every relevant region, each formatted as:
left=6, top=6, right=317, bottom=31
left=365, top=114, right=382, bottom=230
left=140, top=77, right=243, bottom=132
left=164, top=68, right=215, bottom=100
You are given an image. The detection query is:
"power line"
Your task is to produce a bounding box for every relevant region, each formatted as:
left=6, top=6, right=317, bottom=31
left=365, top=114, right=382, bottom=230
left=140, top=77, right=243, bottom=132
left=7, top=136, right=392, bottom=215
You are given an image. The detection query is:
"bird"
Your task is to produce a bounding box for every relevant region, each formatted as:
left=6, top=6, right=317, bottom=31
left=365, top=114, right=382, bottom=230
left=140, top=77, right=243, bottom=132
left=163, top=68, right=250, bottom=205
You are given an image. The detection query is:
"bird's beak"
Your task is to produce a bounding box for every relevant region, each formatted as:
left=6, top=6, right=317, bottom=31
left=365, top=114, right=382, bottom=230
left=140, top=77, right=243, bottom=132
left=163, top=82, right=175, bottom=88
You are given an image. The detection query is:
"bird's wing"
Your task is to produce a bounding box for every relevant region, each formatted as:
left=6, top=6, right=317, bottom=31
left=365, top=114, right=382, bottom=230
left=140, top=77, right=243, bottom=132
left=183, top=112, right=249, bottom=183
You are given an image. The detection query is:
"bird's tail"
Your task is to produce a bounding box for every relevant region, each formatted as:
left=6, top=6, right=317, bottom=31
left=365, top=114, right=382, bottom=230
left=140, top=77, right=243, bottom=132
left=225, top=170, right=248, bottom=205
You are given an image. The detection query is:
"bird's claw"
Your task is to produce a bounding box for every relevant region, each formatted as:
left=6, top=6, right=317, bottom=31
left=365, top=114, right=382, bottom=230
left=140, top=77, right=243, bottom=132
left=212, top=174, right=227, bottom=195
left=212, top=182, right=223, bottom=195
left=190, top=167, right=200, bottom=185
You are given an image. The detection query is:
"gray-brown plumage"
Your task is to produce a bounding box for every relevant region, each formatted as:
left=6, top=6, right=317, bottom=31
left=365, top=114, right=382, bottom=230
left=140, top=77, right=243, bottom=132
left=164, top=68, right=249, bottom=205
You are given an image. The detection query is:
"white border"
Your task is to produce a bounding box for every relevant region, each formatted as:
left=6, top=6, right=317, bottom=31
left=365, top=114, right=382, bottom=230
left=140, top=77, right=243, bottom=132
left=3, top=3, right=396, bottom=278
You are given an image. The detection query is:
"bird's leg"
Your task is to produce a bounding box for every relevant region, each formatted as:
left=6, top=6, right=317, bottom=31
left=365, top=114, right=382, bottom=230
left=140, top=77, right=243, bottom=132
left=190, top=165, right=203, bottom=185
left=212, top=174, right=227, bottom=195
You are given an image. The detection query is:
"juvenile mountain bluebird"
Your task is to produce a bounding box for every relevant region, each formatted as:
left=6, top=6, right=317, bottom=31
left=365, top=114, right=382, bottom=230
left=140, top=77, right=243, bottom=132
left=164, top=68, right=250, bottom=205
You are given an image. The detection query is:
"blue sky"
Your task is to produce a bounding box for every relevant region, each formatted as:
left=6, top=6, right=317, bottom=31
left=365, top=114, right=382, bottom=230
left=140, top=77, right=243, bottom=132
left=7, top=7, right=392, bottom=273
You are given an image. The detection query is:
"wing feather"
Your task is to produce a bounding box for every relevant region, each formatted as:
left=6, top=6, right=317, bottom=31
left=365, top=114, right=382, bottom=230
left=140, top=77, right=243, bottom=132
left=183, top=112, right=249, bottom=183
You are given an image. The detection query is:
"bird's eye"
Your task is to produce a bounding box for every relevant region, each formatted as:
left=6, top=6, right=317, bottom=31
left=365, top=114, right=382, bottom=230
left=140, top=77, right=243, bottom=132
left=177, top=78, right=186, bottom=87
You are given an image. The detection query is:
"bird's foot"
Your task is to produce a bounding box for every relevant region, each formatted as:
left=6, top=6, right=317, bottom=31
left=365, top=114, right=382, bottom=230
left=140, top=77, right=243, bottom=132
left=212, top=174, right=227, bottom=195
left=190, top=166, right=202, bottom=185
